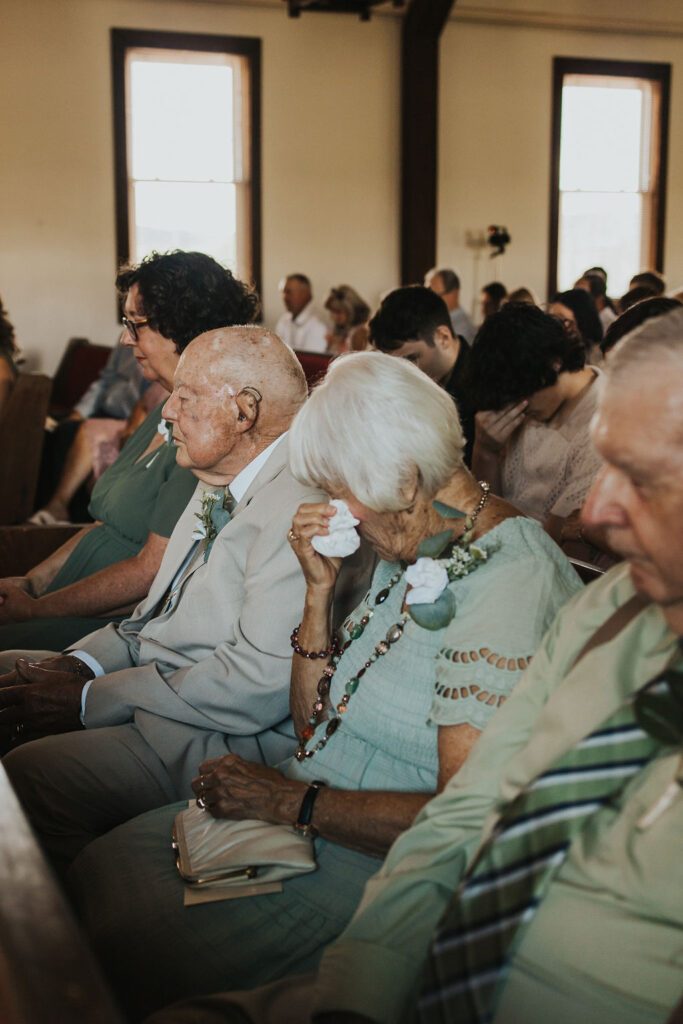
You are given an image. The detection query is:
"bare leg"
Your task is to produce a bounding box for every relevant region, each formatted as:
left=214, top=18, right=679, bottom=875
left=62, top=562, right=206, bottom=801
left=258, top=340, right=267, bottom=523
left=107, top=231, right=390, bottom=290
left=42, top=421, right=94, bottom=522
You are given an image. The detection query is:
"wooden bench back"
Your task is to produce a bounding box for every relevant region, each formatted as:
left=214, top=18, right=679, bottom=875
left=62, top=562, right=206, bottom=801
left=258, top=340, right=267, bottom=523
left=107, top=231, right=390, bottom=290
left=0, top=373, right=52, bottom=525
left=0, top=765, right=124, bottom=1024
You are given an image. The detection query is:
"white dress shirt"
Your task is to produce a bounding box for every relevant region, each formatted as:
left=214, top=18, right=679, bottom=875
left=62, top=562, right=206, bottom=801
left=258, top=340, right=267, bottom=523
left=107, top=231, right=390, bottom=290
left=276, top=301, right=329, bottom=353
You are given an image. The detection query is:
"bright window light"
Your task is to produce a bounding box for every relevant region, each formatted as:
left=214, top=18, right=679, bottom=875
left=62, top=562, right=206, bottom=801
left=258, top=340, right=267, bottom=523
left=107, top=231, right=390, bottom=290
left=125, top=49, right=251, bottom=276
left=557, top=75, right=660, bottom=296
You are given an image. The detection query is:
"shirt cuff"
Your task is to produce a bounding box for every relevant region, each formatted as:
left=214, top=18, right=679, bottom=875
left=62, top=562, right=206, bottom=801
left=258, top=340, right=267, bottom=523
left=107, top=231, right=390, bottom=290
left=79, top=680, right=93, bottom=725
left=70, top=650, right=105, bottom=677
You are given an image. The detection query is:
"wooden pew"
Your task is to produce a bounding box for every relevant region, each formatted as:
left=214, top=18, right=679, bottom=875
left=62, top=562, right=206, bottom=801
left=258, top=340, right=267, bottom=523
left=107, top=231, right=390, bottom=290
left=0, top=763, right=125, bottom=1024
left=0, top=374, right=52, bottom=526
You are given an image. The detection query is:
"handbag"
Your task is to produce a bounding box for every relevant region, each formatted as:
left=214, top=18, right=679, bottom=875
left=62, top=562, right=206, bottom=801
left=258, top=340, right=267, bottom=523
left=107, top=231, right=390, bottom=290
left=172, top=802, right=317, bottom=888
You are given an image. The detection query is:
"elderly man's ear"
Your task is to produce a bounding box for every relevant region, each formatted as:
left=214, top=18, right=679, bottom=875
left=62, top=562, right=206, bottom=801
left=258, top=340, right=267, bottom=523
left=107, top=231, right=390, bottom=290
left=235, top=388, right=260, bottom=430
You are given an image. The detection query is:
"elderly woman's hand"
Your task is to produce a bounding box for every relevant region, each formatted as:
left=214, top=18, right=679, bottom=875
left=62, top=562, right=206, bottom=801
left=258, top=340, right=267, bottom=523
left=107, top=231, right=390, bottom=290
left=288, top=502, right=344, bottom=593
left=475, top=401, right=527, bottom=454
left=191, top=754, right=303, bottom=823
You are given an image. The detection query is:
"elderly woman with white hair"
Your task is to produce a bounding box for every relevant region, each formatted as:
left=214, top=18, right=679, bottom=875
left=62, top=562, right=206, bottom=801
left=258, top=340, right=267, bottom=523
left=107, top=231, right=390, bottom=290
left=67, top=353, right=581, bottom=1021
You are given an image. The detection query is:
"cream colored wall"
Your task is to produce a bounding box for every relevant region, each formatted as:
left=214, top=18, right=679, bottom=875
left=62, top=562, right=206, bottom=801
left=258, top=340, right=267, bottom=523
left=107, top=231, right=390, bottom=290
left=2, top=1, right=683, bottom=371
left=0, top=0, right=400, bottom=372
left=437, top=19, right=683, bottom=320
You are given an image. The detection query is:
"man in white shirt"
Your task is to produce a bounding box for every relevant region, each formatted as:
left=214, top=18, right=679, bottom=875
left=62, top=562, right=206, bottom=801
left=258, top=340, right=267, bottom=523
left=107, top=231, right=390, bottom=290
left=275, top=273, right=330, bottom=353
left=424, top=267, right=476, bottom=344
left=0, top=326, right=368, bottom=874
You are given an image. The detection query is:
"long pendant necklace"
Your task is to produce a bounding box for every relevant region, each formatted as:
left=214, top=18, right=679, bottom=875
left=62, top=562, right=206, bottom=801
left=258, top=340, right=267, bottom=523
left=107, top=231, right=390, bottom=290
left=294, top=568, right=406, bottom=761
left=294, top=482, right=491, bottom=762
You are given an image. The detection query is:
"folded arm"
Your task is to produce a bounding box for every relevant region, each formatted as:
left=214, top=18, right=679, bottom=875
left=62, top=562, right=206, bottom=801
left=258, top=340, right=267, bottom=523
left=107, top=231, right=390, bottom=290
left=0, top=531, right=168, bottom=623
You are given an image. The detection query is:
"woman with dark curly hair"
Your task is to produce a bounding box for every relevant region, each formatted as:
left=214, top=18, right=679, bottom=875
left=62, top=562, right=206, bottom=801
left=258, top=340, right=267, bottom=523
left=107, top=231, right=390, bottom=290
left=0, top=296, right=19, bottom=415
left=471, top=303, right=603, bottom=547
left=0, top=251, right=259, bottom=651
left=550, top=288, right=603, bottom=363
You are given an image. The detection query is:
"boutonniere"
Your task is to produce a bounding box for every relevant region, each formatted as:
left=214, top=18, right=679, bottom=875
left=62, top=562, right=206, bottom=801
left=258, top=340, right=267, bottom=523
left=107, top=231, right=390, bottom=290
left=403, top=498, right=493, bottom=630
left=192, top=488, right=235, bottom=561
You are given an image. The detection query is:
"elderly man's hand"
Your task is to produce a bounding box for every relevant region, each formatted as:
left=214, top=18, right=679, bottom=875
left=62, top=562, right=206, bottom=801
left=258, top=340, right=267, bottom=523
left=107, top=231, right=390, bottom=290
left=0, top=654, right=88, bottom=689
left=0, top=656, right=94, bottom=748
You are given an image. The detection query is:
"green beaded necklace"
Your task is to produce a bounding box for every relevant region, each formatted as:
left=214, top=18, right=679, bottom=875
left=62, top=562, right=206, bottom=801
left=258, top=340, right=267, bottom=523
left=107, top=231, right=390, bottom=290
left=294, top=483, right=492, bottom=763
left=294, top=568, right=406, bottom=761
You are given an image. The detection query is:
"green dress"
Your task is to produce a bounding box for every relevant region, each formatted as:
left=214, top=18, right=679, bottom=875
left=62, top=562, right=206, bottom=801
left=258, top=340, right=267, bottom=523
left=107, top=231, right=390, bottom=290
left=68, top=517, right=582, bottom=1021
left=1, top=404, right=196, bottom=651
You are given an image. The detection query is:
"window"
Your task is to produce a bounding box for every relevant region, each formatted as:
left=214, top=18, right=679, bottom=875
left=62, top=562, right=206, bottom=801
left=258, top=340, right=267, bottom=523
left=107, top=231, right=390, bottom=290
left=112, top=29, right=261, bottom=292
left=549, top=58, right=670, bottom=298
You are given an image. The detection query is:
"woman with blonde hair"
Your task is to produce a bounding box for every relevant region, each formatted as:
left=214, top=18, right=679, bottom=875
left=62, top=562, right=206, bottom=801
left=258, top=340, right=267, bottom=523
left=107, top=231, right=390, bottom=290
left=324, top=284, right=371, bottom=353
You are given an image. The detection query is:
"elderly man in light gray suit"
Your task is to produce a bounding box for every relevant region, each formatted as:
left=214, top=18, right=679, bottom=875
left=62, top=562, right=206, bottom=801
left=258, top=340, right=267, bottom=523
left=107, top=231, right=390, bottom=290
left=0, top=326, right=366, bottom=874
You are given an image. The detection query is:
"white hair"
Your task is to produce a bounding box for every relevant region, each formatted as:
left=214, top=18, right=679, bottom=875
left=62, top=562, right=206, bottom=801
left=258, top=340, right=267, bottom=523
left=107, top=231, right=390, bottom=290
left=606, top=305, right=683, bottom=383
left=288, top=351, right=465, bottom=512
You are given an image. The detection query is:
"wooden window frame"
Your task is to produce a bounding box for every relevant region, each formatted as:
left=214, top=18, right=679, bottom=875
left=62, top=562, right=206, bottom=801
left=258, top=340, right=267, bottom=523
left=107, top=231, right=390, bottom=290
left=111, top=27, right=262, bottom=296
left=548, top=56, right=670, bottom=299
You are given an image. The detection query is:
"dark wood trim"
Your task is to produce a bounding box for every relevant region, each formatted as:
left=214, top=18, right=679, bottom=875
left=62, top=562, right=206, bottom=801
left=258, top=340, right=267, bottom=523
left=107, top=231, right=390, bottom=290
left=548, top=56, right=671, bottom=300
left=400, top=0, right=455, bottom=284
left=110, top=28, right=262, bottom=297
left=111, top=30, right=129, bottom=270
left=654, top=63, right=671, bottom=274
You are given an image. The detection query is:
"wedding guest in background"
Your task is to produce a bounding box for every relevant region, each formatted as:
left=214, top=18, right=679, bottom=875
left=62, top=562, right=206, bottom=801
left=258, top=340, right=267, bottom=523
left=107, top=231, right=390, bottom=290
left=323, top=284, right=371, bottom=354
left=368, top=285, right=475, bottom=465
left=0, top=294, right=19, bottom=416
left=480, top=281, right=507, bottom=321
left=424, top=267, right=476, bottom=344
left=471, top=302, right=603, bottom=553
left=550, top=287, right=603, bottom=363
left=276, top=274, right=329, bottom=353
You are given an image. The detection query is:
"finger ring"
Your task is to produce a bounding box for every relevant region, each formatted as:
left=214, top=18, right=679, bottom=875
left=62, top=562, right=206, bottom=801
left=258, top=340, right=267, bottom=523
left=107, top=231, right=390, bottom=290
left=287, top=529, right=300, bottom=543
left=196, top=796, right=207, bottom=810
left=199, top=776, right=206, bottom=790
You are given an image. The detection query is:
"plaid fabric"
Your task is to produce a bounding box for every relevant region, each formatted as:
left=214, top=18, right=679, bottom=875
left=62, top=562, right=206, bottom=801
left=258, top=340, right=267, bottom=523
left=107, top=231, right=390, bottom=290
left=418, top=703, right=660, bottom=1024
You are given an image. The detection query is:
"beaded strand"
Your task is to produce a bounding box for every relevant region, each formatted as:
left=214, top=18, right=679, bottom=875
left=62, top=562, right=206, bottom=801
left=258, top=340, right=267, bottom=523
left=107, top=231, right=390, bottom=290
left=295, top=568, right=405, bottom=761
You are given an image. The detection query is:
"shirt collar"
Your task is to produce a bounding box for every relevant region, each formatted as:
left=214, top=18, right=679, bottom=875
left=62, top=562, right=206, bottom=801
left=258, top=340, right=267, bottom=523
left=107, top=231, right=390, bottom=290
left=228, top=432, right=287, bottom=504
left=292, top=300, right=314, bottom=325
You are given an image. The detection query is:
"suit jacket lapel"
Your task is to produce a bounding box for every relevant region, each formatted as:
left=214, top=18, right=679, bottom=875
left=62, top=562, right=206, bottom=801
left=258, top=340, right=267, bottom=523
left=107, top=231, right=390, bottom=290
left=172, top=442, right=290, bottom=594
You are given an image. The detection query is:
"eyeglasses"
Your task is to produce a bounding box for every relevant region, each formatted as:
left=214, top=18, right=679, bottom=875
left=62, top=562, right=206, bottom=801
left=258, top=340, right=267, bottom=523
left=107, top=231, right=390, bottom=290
left=121, top=315, right=150, bottom=342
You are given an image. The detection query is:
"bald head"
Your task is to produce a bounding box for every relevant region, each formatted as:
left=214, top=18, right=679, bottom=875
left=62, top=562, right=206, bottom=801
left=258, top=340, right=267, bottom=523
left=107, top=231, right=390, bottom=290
left=163, top=325, right=308, bottom=485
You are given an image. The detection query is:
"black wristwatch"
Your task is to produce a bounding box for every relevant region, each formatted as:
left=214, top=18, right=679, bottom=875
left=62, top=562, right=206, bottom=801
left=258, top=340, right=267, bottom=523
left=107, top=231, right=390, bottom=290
left=294, top=780, right=326, bottom=838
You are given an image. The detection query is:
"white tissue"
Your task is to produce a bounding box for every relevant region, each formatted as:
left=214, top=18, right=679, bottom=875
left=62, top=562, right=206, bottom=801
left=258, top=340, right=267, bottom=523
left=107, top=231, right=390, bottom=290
left=311, top=499, right=361, bottom=557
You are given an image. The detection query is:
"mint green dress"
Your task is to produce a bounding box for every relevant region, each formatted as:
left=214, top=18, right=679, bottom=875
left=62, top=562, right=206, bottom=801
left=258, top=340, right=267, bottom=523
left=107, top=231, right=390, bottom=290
left=68, top=517, right=581, bottom=1020
left=0, top=404, right=196, bottom=651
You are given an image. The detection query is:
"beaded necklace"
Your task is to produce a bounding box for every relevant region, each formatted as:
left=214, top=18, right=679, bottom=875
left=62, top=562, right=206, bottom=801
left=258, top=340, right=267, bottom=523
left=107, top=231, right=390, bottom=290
left=294, top=482, right=490, bottom=762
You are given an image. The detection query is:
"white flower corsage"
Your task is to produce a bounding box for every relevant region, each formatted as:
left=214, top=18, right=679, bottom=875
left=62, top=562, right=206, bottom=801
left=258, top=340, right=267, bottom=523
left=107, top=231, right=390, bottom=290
left=405, top=558, right=449, bottom=605
left=404, top=501, right=493, bottom=630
